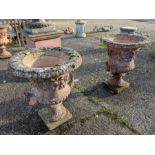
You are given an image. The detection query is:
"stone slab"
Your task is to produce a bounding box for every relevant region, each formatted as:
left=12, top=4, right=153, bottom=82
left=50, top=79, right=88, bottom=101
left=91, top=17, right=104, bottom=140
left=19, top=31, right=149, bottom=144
left=67, top=113, right=133, bottom=135
left=23, top=30, right=63, bottom=38
left=38, top=107, right=72, bottom=131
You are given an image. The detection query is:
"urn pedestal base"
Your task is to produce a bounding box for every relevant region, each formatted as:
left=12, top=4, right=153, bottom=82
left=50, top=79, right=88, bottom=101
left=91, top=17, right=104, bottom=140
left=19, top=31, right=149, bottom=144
left=38, top=104, right=72, bottom=130
left=104, top=73, right=130, bottom=94
left=0, top=47, right=12, bottom=59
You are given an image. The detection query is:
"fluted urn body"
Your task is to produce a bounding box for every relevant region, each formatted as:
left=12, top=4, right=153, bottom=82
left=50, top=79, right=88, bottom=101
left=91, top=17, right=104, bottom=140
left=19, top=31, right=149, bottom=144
left=8, top=47, right=82, bottom=130
left=101, top=34, right=149, bottom=93
left=0, top=25, right=12, bottom=59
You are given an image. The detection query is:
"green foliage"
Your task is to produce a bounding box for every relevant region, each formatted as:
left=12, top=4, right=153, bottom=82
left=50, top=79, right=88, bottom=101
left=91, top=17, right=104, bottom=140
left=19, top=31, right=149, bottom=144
left=55, top=122, right=75, bottom=135
left=68, top=52, right=79, bottom=59
left=55, top=64, right=62, bottom=67
left=98, top=43, right=107, bottom=49
left=87, top=96, right=142, bottom=135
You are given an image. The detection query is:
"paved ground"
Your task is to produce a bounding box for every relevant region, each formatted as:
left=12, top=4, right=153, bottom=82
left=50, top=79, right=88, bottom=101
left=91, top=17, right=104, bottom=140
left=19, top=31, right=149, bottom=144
left=0, top=19, right=155, bottom=134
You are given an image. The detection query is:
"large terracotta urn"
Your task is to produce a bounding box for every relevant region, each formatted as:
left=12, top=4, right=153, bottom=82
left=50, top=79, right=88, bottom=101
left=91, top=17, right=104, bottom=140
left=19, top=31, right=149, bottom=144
left=101, top=34, right=149, bottom=93
left=8, top=47, right=82, bottom=130
left=0, top=25, right=12, bottom=59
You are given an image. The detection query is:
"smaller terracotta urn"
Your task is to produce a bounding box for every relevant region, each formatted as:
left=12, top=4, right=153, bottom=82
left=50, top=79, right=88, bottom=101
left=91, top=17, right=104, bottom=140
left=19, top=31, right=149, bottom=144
left=8, top=47, right=82, bottom=130
left=0, top=25, right=12, bottom=59
left=101, top=34, right=149, bottom=93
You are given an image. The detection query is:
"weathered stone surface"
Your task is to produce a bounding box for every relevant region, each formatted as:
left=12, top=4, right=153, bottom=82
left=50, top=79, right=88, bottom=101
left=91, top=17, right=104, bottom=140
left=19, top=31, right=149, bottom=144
left=38, top=106, right=72, bottom=130
left=24, top=19, right=56, bottom=34
left=101, top=33, right=149, bottom=93
left=75, top=20, right=86, bottom=38
left=120, top=26, right=137, bottom=34
left=24, top=32, right=63, bottom=48
left=93, top=25, right=112, bottom=33
left=8, top=47, right=82, bottom=79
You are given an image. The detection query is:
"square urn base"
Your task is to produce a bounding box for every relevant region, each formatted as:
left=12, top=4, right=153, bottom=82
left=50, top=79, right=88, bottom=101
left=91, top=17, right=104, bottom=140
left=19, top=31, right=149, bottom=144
left=104, top=81, right=130, bottom=94
left=38, top=107, right=72, bottom=131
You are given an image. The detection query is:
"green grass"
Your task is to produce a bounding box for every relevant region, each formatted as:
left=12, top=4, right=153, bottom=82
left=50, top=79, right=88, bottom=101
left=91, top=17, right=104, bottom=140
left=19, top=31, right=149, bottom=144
left=87, top=96, right=142, bottom=135
left=98, top=43, right=107, bottom=49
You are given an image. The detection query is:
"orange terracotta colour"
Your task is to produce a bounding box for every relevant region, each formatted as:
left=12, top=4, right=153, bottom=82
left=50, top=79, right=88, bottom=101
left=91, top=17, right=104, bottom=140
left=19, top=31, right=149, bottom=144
left=0, top=25, right=12, bottom=59
left=26, top=37, right=61, bottom=48
left=102, top=34, right=149, bottom=93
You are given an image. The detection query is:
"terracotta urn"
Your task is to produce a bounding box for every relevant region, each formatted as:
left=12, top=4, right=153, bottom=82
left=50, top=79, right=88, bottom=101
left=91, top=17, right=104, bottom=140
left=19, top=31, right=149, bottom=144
left=101, top=34, right=149, bottom=93
left=8, top=47, right=82, bottom=130
left=0, top=25, right=12, bottom=59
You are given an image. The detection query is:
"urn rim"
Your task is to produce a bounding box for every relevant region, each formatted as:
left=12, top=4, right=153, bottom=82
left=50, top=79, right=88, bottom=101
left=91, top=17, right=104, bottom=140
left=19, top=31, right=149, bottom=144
left=8, top=47, right=82, bottom=79
left=101, top=33, right=149, bottom=49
